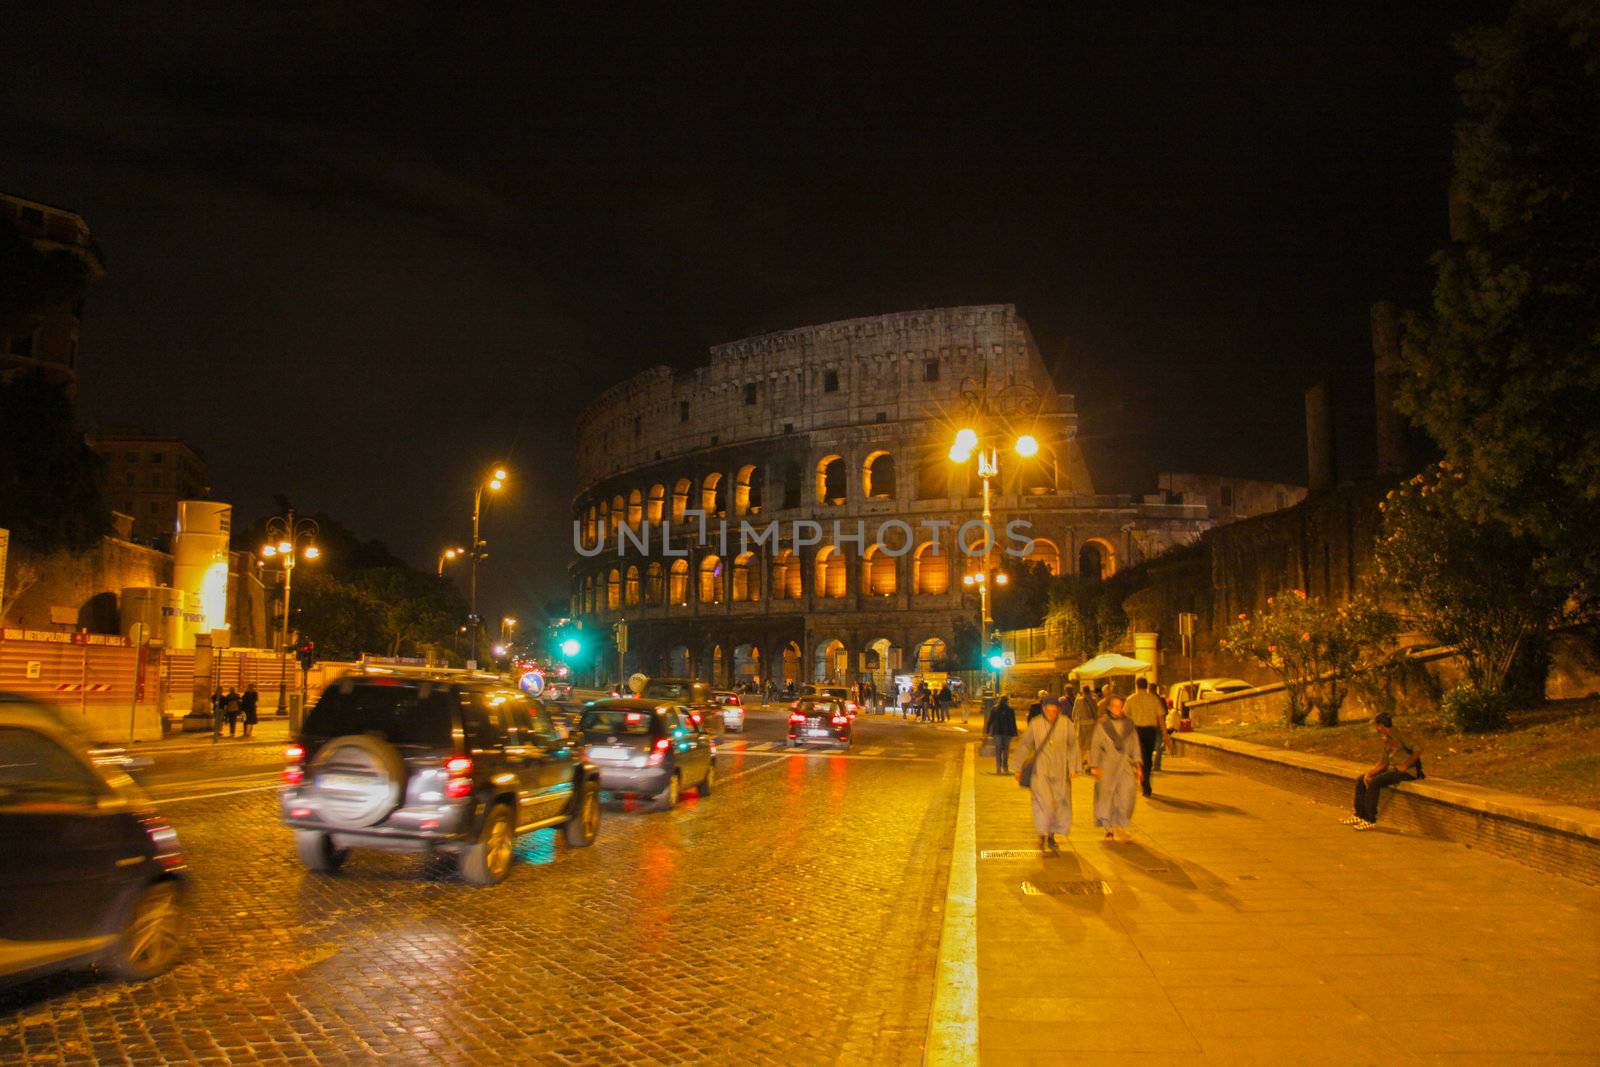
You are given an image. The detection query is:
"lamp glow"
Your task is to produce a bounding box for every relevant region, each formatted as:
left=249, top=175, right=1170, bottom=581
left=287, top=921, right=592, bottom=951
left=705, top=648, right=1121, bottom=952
left=949, top=444, right=973, bottom=463
left=261, top=544, right=277, bottom=558
left=303, top=545, right=320, bottom=560
left=492, top=468, right=508, bottom=481
left=561, top=638, right=581, bottom=658
left=954, top=428, right=978, bottom=451
left=1015, top=434, right=1039, bottom=458
left=277, top=540, right=293, bottom=555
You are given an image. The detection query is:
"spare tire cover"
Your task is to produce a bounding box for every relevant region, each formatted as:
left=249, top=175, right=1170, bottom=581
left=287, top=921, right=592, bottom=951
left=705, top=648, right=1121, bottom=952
left=309, top=734, right=406, bottom=829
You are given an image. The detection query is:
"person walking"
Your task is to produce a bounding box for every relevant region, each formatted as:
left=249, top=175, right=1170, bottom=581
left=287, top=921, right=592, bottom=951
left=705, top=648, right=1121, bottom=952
left=1072, top=686, right=1098, bottom=770
left=221, top=687, right=242, bottom=738
left=1026, top=689, right=1047, bottom=724
left=935, top=681, right=952, bottom=723
left=241, top=683, right=260, bottom=738
left=1346, top=711, right=1425, bottom=830
left=1090, top=695, right=1142, bottom=841
left=1014, top=698, right=1078, bottom=854
left=984, top=695, right=1019, bottom=775
left=1095, top=684, right=1113, bottom=720
left=1124, top=677, right=1167, bottom=797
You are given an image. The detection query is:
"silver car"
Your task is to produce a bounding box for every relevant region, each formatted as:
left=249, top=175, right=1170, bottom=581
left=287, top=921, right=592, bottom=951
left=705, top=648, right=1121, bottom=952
left=711, top=691, right=745, bottom=732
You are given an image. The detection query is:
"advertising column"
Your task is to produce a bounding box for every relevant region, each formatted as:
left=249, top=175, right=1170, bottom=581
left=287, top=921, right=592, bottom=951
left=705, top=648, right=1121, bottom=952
left=173, top=501, right=232, bottom=647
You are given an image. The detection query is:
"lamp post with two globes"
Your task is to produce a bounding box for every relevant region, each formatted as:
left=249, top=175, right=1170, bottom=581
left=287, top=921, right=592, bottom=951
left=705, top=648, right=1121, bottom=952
left=260, top=509, right=320, bottom=715
left=949, top=428, right=1038, bottom=690
left=467, top=466, right=508, bottom=668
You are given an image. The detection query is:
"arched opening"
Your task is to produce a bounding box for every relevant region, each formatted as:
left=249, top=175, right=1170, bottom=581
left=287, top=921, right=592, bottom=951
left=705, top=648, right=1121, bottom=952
left=862, top=544, right=897, bottom=596
left=610, top=494, right=625, bottom=535
left=816, top=455, right=846, bottom=505
left=781, top=461, right=802, bottom=509
left=814, top=638, right=847, bottom=683
left=915, top=451, right=947, bottom=500
left=914, top=637, right=948, bottom=672
left=732, top=551, right=760, bottom=601
left=582, top=575, right=595, bottom=615
left=597, top=500, right=610, bottom=540
left=772, top=548, right=802, bottom=600
left=645, top=562, right=664, bottom=605
left=701, top=472, right=726, bottom=516
left=1078, top=539, right=1114, bottom=581
left=699, top=554, right=724, bottom=604
left=814, top=545, right=846, bottom=598
left=863, top=637, right=894, bottom=702
left=914, top=542, right=949, bottom=595
left=782, top=641, right=802, bottom=685
left=626, top=488, right=643, bottom=528
left=668, top=645, right=692, bottom=676
left=711, top=644, right=725, bottom=685
left=733, top=643, right=761, bottom=686
left=669, top=559, right=690, bottom=605
left=735, top=463, right=764, bottom=516
left=647, top=484, right=666, bottom=523
left=671, top=478, right=691, bottom=522
left=606, top=567, right=621, bottom=611
left=1018, top=447, right=1057, bottom=495
left=862, top=451, right=896, bottom=499
left=624, top=565, right=640, bottom=606
left=1022, top=537, right=1062, bottom=576
left=584, top=504, right=597, bottom=546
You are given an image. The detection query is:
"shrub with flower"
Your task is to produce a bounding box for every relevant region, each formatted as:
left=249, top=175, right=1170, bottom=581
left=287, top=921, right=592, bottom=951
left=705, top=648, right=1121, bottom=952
left=1223, top=591, right=1395, bottom=726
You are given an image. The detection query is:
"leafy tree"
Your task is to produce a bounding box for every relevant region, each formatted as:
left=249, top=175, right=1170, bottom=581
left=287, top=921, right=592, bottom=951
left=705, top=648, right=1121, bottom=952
left=1374, top=465, right=1569, bottom=729
left=0, top=371, right=110, bottom=552
left=1399, top=0, right=1600, bottom=606
left=991, top=559, right=1053, bottom=630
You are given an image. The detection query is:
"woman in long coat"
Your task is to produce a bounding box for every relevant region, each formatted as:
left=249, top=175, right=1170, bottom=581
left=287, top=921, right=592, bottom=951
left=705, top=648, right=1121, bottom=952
left=1014, top=699, right=1079, bottom=853
left=1090, top=695, right=1142, bottom=841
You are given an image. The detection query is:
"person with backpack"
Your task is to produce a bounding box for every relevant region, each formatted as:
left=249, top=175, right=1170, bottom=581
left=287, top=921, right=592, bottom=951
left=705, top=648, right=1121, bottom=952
left=983, top=695, right=1019, bottom=775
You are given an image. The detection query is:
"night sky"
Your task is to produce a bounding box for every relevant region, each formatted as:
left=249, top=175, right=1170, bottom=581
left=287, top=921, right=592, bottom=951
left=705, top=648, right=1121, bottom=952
left=1, top=4, right=1506, bottom=622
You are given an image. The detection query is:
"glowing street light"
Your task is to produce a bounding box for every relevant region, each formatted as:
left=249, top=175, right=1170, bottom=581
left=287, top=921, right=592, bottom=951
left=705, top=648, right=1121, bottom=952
left=260, top=508, right=320, bottom=716
left=466, top=464, right=509, bottom=667
left=1015, top=434, right=1039, bottom=458
left=437, top=546, right=463, bottom=577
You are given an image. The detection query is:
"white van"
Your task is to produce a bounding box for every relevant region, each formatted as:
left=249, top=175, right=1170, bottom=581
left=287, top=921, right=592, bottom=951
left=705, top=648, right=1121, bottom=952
left=1169, top=678, right=1255, bottom=718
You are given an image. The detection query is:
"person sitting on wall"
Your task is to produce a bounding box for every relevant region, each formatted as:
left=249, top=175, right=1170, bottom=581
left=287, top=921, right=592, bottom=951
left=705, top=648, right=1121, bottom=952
left=1345, top=712, right=1424, bottom=831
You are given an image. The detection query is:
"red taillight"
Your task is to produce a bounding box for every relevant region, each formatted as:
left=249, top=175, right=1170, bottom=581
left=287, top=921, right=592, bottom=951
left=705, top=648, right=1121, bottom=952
left=284, top=767, right=304, bottom=785
left=445, top=755, right=473, bottom=799
left=789, top=712, right=806, bottom=723
left=284, top=743, right=305, bottom=785
left=626, top=712, right=644, bottom=724
left=845, top=702, right=857, bottom=713
left=689, top=712, right=702, bottom=726
left=285, top=743, right=305, bottom=762
left=831, top=715, right=849, bottom=725
left=647, top=737, right=671, bottom=766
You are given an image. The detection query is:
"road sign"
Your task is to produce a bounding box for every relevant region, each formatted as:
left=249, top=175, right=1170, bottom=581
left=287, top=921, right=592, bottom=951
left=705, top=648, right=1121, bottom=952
left=518, top=669, right=545, bottom=697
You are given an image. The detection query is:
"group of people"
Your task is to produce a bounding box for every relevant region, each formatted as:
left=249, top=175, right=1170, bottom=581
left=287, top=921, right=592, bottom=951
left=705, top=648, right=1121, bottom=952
left=210, top=683, right=260, bottom=738
left=902, top=679, right=955, bottom=722
left=983, top=677, right=1177, bottom=850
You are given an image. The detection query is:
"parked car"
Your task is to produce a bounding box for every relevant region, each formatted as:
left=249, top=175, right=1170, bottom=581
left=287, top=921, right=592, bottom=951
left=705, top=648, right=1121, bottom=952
left=0, top=693, right=189, bottom=986
left=280, top=670, right=601, bottom=886
left=640, top=677, right=723, bottom=733
left=710, top=691, right=745, bottom=732
left=787, top=698, right=854, bottom=749
left=1168, top=678, right=1255, bottom=720
left=576, top=699, right=716, bottom=808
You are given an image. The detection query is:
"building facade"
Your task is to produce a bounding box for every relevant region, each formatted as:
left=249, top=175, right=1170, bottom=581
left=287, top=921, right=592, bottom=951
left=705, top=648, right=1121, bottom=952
left=570, top=305, right=1211, bottom=691
left=1, top=192, right=105, bottom=386
left=88, top=429, right=211, bottom=549
left=1156, top=472, right=1307, bottom=524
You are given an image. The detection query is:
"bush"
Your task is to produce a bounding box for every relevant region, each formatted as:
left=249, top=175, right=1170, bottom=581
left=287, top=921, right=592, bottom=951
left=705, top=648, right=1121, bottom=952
left=1442, top=685, right=1513, bottom=733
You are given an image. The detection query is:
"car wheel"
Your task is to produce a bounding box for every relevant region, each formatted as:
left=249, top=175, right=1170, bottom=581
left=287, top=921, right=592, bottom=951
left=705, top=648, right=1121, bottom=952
left=698, top=763, right=715, bottom=797
left=295, top=830, right=351, bottom=873
left=564, top=782, right=600, bottom=847
left=102, top=880, right=183, bottom=981
left=460, top=804, right=515, bottom=885
left=657, top=771, right=681, bottom=810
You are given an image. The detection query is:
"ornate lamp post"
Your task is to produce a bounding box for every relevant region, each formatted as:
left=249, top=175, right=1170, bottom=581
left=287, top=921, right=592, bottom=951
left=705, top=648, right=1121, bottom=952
left=260, top=509, right=319, bottom=715
left=467, top=466, right=508, bottom=667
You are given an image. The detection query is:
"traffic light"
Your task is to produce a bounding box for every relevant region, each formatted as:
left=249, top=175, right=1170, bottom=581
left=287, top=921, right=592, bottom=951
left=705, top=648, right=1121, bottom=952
left=987, top=641, right=1006, bottom=671
left=298, top=640, right=316, bottom=670
left=559, top=634, right=582, bottom=659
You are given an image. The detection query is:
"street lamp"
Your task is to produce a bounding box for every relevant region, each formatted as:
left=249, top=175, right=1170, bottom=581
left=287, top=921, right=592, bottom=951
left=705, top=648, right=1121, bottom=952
left=467, top=465, right=508, bottom=667
left=260, top=509, right=320, bottom=716
left=950, top=429, right=1033, bottom=691
left=437, top=546, right=463, bottom=577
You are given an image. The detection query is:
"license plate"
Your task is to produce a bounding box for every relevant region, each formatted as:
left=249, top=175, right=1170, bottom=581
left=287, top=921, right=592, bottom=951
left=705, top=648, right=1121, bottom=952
left=589, top=746, right=627, bottom=760
left=319, top=773, right=368, bottom=791
left=806, top=729, right=829, bottom=737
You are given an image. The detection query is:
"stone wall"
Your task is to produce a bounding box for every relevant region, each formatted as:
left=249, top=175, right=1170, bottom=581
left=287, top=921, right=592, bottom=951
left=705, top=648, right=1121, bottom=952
left=2, top=537, right=171, bottom=632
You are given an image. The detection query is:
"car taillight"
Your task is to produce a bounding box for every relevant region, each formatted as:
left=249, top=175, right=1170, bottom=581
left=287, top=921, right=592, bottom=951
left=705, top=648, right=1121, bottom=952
left=647, top=737, right=671, bottom=766
left=445, top=755, right=473, bottom=799
left=845, top=702, right=857, bottom=712
left=789, top=712, right=806, bottom=723
left=831, top=715, right=850, bottom=725
left=283, top=743, right=305, bottom=785
left=689, top=712, right=702, bottom=726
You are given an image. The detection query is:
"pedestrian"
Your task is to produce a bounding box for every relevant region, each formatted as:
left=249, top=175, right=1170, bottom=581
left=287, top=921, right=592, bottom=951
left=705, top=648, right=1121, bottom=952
left=1072, top=685, right=1098, bottom=770
left=222, top=687, right=242, bottom=738
left=1014, top=697, right=1078, bottom=854
left=1123, top=678, right=1166, bottom=796
left=1346, top=711, right=1425, bottom=830
left=1026, top=689, right=1047, bottom=723
left=984, top=695, right=1019, bottom=775
left=935, top=681, right=952, bottom=723
left=241, top=683, right=260, bottom=738
left=1151, top=683, right=1169, bottom=770
left=1090, top=695, right=1142, bottom=841
left=210, top=687, right=224, bottom=743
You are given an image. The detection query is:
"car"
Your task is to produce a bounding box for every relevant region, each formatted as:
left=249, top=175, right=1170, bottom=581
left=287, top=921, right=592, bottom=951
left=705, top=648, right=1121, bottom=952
left=1168, top=678, right=1256, bottom=719
left=787, top=697, right=853, bottom=749
left=710, top=691, right=745, bottom=732
left=576, top=699, right=716, bottom=808
left=800, top=684, right=856, bottom=714
left=280, top=670, right=601, bottom=886
left=544, top=682, right=575, bottom=702
left=0, top=692, right=189, bottom=987
left=640, top=677, right=723, bottom=733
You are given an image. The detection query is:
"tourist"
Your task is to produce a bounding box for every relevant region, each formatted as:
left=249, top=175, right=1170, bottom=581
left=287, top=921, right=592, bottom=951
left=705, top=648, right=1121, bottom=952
left=1346, top=711, right=1425, bottom=830
left=1014, top=698, right=1077, bottom=854
left=222, top=688, right=242, bottom=738
left=1123, top=677, right=1167, bottom=796
left=1072, top=685, right=1097, bottom=770
left=1026, top=689, right=1047, bottom=723
left=241, top=683, right=260, bottom=738
left=1090, top=695, right=1142, bottom=841
left=984, top=695, right=1019, bottom=775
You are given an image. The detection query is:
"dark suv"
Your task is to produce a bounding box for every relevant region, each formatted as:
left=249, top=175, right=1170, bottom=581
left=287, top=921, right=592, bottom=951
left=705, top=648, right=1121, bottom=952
left=280, top=672, right=600, bottom=885
left=639, top=677, right=723, bottom=733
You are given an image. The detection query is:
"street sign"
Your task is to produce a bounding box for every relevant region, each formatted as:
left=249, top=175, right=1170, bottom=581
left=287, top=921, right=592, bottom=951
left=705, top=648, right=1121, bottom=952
left=518, top=669, right=545, bottom=697
left=613, top=620, right=628, bottom=654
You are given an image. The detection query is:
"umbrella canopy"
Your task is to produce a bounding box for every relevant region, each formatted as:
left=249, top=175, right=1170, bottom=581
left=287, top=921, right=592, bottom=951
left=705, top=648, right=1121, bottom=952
left=1069, top=653, right=1152, bottom=679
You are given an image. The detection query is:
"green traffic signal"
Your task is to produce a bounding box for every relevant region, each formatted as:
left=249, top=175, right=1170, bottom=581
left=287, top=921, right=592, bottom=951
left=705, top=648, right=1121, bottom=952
left=560, top=637, right=582, bottom=658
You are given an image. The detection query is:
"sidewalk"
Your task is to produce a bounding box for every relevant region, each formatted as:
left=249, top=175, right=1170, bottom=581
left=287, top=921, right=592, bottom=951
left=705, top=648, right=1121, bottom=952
left=125, top=714, right=292, bottom=750
left=948, top=745, right=1600, bottom=1064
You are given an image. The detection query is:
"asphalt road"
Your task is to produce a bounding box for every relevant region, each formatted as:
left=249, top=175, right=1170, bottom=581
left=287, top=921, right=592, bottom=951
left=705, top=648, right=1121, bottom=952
left=0, top=706, right=976, bottom=1066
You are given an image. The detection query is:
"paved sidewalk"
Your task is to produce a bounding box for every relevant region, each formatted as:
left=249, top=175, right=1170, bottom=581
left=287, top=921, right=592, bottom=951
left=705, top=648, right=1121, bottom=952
left=957, top=746, right=1600, bottom=1064
left=126, top=714, right=292, bottom=750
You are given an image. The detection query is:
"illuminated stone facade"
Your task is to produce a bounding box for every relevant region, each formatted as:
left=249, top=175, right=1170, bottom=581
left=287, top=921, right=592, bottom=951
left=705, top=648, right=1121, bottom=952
left=571, top=305, right=1210, bottom=688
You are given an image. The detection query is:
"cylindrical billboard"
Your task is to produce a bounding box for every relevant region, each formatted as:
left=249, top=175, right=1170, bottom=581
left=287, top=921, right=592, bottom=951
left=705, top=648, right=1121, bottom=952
left=174, top=501, right=232, bottom=642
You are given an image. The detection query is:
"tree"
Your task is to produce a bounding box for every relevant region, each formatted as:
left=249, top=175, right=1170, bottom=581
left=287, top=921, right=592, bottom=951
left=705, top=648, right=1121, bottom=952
left=0, top=371, right=110, bottom=552
left=1374, top=465, right=1569, bottom=729
left=1399, top=0, right=1600, bottom=606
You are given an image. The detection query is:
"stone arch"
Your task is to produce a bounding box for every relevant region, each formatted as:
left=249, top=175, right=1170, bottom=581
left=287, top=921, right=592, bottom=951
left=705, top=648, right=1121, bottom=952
left=624, top=564, right=640, bottom=606
left=667, top=645, right=692, bottom=676
left=644, top=561, right=664, bottom=605
left=733, top=642, right=761, bottom=686
left=861, top=636, right=895, bottom=700
left=626, top=488, right=643, bottom=528
left=913, top=636, right=948, bottom=672
left=862, top=450, right=896, bottom=499
left=699, top=554, right=724, bottom=604
left=597, top=499, right=610, bottom=540
left=815, top=545, right=847, bottom=598
left=732, top=550, right=760, bottom=601
left=781, top=641, right=802, bottom=685
left=814, top=638, right=847, bottom=683
left=647, top=483, right=666, bottom=523
left=816, top=454, right=846, bottom=505
left=772, top=548, right=803, bottom=599
left=669, top=558, right=690, bottom=605
left=735, top=463, right=764, bottom=516
left=584, top=504, right=598, bottom=547
left=610, top=494, right=625, bottom=535
left=914, top=541, right=949, bottom=595
left=1022, top=536, right=1062, bottom=576
left=711, top=644, right=725, bottom=685
left=1079, top=538, right=1115, bottom=581
left=606, top=567, right=621, bottom=611
left=701, top=472, right=726, bottom=516
left=915, top=448, right=947, bottom=500
left=671, top=478, right=691, bottom=522
left=583, top=574, right=595, bottom=615
left=862, top=543, right=897, bottom=596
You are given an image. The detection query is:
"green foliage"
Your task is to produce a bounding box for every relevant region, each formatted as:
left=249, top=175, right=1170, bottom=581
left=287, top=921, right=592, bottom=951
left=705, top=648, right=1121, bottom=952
left=1223, top=591, right=1397, bottom=726
left=1442, top=684, right=1514, bottom=733
left=0, top=371, right=110, bottom=552
left=1399, top=0, right=1600, bottom=608
left=1043, top=572, right=1142, bottom=659
left=1374, top=466, right=1568, bottom=698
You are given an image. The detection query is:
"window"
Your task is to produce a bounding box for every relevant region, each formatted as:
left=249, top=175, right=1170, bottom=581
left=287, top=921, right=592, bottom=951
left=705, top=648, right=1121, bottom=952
left=606, top=568, right=621, bottom=610
left=914, top=542, right=949, bottom=595
left=735, top=464, right=762, bottom=516
left=669, top=559, right=690, bottom=605
left=816, top=455, right=846, bottom=505
left=863, top=451, right=895, bottom=499
left=772, top=549, right=802, bottom=599
left=625, top=566, right=640, bottom=606
left=699, top=555, right=724, bottom=604
left=875, top=412, right=887, bottom=423
left=823, top=369, right=839, bottom=393
left=679, top=400, right=690, bottom=423
left=671, top=479, right=691, bottom=522
left=924, top=359, right=940, bottom=382
left=645, top=562, right=664, bottom=605
left=732, top=552, right=759, bottom=602
left=627, top=489, right=643, bottom=528
left=701, top=472, right=725, bottom=515
left=783, top=422, right=794, bottom=434
left=815, top=546, right=846, bottom=598
left=743, top=382, right=758, bottom=405
left=125, top=471, right=136, bottom=487
left=862, top=545, right=896, bottom=596
left=150, top=473, right=163, bottom=488
left=6, top=335, right=33, bottom=358
left=647, top=484, right=666, bottom=523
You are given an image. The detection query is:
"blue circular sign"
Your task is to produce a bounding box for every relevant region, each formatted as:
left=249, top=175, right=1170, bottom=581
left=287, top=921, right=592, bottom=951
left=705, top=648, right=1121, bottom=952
left=518, top=669, right=545, bottom=697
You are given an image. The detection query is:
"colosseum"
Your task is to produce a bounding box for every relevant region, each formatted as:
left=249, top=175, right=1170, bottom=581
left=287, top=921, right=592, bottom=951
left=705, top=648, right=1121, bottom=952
left=570, top=304, right=1210, bottom=692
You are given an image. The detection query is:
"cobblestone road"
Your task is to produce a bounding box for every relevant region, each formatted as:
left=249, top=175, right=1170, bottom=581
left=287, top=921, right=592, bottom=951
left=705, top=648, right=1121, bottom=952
left=0, top=712, right=971, bottom=1065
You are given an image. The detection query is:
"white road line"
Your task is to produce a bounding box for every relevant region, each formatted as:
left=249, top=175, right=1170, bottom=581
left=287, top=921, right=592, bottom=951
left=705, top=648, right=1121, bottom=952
left=925, top=742, right=977, bottom=1067
left=143, top=770, right=280, bottom=791
left=149, top=783, right=281, bottom=806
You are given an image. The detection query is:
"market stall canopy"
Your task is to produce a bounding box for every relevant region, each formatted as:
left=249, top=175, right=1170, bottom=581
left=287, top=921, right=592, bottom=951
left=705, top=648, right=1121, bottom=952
left=1069, top=653, right=1152, bottom=679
